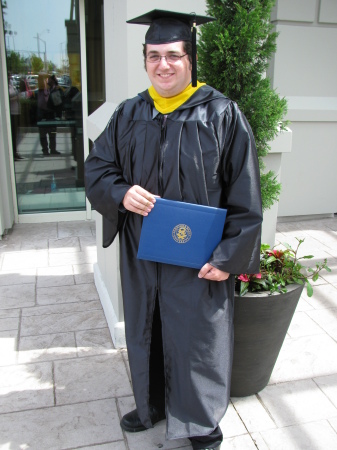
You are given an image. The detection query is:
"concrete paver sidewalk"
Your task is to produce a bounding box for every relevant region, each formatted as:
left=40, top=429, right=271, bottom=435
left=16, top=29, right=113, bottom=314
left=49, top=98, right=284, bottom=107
left=0, top=218, right=336, bottom=449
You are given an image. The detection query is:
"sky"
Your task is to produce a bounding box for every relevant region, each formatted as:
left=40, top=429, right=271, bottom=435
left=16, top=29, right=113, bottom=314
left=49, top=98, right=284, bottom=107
left=3, top=0, right=72, bottom=67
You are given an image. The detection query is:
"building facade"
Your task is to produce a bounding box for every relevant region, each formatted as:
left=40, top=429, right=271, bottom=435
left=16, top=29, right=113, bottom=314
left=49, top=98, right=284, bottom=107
left=1, top=0, right=336, bottom=344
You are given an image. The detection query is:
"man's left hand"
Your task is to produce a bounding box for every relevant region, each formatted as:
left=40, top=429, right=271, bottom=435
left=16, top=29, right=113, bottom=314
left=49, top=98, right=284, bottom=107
left=198, top=263, right=230, bottom=281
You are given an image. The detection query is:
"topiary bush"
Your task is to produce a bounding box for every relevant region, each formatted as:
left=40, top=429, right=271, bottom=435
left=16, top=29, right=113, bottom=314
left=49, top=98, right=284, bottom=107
left=198, top=0, right=288, bottom=211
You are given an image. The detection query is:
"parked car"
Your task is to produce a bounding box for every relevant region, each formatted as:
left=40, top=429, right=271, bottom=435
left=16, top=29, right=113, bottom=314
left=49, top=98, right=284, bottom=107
left=26, top=74, right=38, bottom=88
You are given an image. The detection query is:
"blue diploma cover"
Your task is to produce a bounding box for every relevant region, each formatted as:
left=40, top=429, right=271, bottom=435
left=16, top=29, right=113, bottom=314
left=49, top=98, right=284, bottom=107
left=137, top=198, right=227, bottom=269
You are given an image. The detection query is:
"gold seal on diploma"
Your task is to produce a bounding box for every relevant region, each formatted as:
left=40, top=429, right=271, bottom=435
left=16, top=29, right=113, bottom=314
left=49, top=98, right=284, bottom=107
left=172, top=224, right=192, bottom=244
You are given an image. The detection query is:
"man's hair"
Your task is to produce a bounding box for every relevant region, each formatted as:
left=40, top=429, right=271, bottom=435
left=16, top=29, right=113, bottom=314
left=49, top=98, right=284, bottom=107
left=142, top=41, right=193, bottom=70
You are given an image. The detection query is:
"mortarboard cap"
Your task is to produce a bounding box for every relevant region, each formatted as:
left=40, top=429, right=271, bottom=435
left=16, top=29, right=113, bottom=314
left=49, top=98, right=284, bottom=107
left=127, top=9, right=215, bottom=87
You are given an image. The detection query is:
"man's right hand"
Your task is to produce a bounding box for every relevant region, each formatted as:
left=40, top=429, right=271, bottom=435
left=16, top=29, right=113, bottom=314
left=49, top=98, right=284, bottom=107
left=122, top=185, right=156, bottom=216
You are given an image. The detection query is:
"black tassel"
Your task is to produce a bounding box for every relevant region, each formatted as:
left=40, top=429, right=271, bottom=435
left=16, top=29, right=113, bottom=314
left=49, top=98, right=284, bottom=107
left=192, top=16, right=197, bottom=87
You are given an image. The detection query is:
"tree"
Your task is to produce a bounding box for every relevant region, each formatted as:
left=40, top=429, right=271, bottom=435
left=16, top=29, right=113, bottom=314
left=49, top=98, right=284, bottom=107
left=6, top=50, right=25, bottom=74
left=198, top=0, right=287, bottom=211
left=31, top=54, right=44, bottom=74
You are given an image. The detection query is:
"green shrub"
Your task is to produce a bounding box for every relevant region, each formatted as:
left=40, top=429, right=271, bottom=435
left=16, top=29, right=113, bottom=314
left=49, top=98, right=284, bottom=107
left=198, top=0, right=288, bottom=211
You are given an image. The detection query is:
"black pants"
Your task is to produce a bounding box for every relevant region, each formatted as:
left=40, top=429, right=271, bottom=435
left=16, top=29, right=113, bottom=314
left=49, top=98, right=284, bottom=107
left=39, top=126, right=56, bottom=153
left=149, top=299, right=223, bottom=449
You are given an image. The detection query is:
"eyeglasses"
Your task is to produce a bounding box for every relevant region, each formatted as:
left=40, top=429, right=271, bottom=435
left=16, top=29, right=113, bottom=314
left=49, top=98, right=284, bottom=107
left=146, top=53, right=188, bottom=64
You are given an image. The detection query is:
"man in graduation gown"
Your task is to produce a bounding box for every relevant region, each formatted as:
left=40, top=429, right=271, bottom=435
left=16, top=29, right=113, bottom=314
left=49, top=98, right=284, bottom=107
left=85, top=10, right=262, bottom=450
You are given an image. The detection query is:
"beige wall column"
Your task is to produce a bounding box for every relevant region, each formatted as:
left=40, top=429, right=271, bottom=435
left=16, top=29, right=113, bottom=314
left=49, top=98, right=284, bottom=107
left=89, top=0, right=207, bottom=347
left=269, top=0, right=337, bottom=218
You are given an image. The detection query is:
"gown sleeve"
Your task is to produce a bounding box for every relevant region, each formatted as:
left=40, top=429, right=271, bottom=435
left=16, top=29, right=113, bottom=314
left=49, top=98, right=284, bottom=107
left=84, top=102, right=131, bottom=247
left=208, top=101, right=263, bottom=275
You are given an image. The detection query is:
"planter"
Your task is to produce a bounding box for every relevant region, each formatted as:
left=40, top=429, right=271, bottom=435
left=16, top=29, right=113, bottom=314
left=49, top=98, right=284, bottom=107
left=230, top=283, right=304, bottom=397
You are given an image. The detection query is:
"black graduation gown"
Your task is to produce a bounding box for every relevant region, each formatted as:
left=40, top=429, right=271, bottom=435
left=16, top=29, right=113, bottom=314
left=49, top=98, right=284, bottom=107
left=84, top=85, right=263, bottom=440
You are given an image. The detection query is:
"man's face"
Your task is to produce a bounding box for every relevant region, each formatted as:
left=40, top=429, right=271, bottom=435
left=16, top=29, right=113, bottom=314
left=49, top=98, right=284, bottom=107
left=145, top=41, right=192, bottom=98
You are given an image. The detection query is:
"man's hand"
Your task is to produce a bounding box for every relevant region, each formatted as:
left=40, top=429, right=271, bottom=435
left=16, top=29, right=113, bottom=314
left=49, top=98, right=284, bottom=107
left=198, top=263, right=230, bottom=282
left=123, top=185, right=157, bottom=216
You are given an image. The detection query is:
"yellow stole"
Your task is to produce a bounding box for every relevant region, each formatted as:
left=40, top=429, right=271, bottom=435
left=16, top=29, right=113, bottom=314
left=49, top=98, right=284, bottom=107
left=148, top=81, right=205, bottom=114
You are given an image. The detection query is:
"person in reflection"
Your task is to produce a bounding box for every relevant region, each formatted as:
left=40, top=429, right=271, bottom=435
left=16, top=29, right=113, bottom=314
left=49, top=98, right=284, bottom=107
left=85, top=10, right=262, bottom=450
left=8, top=73, right=24, bottom=161
left=37, top=74, right=61, bottom=156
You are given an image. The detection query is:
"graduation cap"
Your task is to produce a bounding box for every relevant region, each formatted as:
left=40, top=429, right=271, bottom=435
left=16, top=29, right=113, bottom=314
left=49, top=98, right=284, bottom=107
left=127, top=9, right=216, bottom=87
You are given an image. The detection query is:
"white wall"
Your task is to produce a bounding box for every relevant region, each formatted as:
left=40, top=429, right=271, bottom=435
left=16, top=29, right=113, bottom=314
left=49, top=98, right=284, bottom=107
left=269, top=0, right=337, bottom=217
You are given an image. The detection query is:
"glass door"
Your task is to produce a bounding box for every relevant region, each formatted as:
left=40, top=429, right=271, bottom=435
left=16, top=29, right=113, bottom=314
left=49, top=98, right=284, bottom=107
left=2, top=0, right=90, bottom=214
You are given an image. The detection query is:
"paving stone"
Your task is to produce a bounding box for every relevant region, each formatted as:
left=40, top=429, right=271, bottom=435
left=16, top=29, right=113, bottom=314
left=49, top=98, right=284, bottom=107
left=307, top=308, right=337, bottom=341
left=2, top=249, right=49, bottom=270
left=54, top=353, right=132, bottom=405
left=0, top=362, right=54, bottom=413
left=18, top=332, right=77, bottom=364
left=231, top=395, right=277, bottom=432
left=22, top=299, right=102, bottom=317
left=76, top=328, right=115, bottom=357
left=37, top=283, right=99, bottom=305
left=270, top=334, right=337, bottom=383
left=320, top=259, right=337, bottom=284
left=37, top=265, right=75, bottom=287
left=0, top=399, right=123, bottom=449
left=48, top=236, right=81, bottom=253
left=21, top=309, right=107, bottom=336
left=220, top=434, right=257, bottom=449
left=0, top=284, right=35, bottom=309
left=0, top=329, right=18, bottom=366
left=329, top=417, right=337, bottom=433
left=9, top=222, right=58, bottom=240
left=219, top=403, right=247, bottom=438
left=287, top=311, right=325, bottom=338
left=21, top=238, right=49, bottom=251
left=260, top=420, right=337, bottom=450
left=250, top=432, right=269, bottom=450
left=0, top=268, right=36, bottom=286
left=49, top=249, right=97, bottom=266
left=0, top=308, right=20, bottom=319
left=301, top=283, right=337, bottom=310
left=259, top=379, right=337, bottom=427
left=0, top=316, right=19, bottom=332
left=73, top=262, right=94, bottom=284
left=294, top=297, right=314, bottom=312
left=79, top=235, right=97, bottom=249
left=0, top=240, right=22, bottom=253
left=79, top=443, right=127, bottom=450
left=58, top=220, right=94, bottom=238
left=314, top=373, right=337, bottom=409
left=119, top=396, right=191, bottom=450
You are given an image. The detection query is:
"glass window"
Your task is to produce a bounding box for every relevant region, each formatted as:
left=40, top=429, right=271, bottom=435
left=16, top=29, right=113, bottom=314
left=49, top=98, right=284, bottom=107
left=2, top=0, right=105, bottom=214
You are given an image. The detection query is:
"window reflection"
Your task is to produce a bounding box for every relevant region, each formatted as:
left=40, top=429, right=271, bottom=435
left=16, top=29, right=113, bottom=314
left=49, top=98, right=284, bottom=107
left=3, top=0, right=88, bottom=214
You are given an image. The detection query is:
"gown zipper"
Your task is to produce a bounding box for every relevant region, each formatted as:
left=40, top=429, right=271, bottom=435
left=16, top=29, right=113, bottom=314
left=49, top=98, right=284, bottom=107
left=158, top=114, right=168, bottom=197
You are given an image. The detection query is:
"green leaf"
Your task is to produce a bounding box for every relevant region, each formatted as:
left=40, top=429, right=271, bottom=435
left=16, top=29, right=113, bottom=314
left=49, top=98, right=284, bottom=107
left=302, top=255, right=314, bottom=259
left=240, top=281, right=249, bottom=296
left=312, top=273, right=319, bottom=282
left=306, top=282, right=314, bottom=297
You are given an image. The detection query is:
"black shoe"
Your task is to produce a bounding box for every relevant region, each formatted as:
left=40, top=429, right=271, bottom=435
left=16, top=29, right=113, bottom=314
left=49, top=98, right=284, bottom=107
left=42, top=151, right=49, bottom=156
left=50, top=150, right=61, bottom=155
left=120, top=405, right=166, bottom=432
left=14, top=153, right=24, bottom=161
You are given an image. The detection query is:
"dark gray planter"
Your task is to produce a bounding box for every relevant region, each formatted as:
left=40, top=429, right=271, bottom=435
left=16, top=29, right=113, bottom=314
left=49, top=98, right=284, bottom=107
left=230, top=283, right=304, bottom=397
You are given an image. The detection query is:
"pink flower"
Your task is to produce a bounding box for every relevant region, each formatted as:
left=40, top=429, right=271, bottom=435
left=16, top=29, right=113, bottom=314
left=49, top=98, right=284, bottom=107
left=268, top=250, right=284, bottom=259
left=238, top=274, right=249, bottom=282
left=253, top=273, right=262, bottom=279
